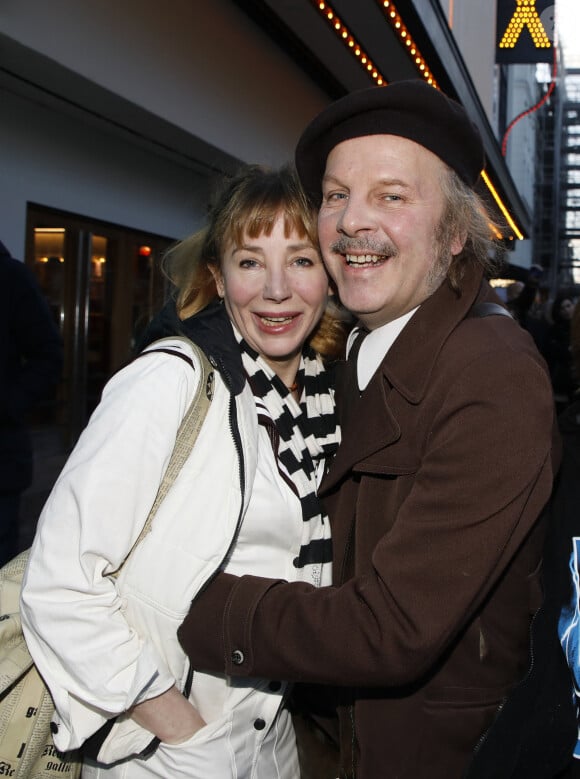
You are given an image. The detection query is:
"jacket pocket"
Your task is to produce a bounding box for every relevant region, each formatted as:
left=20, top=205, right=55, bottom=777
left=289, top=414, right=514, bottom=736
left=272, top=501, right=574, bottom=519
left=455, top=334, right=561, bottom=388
left=354, top=454, right=418, bottom=477
left=424, top=684, right=506, bottom=707
left=149, top=717, right=234, bottom=777
left=415, top=689, right=504, bottom=778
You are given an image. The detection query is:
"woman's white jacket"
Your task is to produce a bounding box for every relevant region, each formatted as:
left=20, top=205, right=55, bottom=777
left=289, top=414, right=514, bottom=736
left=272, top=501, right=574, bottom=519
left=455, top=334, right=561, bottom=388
left=20, top=328, right=260, bottom=763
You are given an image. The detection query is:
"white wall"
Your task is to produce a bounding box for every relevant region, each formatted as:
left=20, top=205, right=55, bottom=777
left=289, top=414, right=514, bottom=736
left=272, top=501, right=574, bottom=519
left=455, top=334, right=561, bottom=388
left=0, top=0, right=335, bottom=259
left=503, top=66, right=538, bottom=267
left=0, top=0, right=328, bottom=164
left=0, top=88, right=209, bottom=259
left=504, top=68, right=538, bottom=213
left=438, top=1, right=537, bottom=265
left=439, top=0, right=497, bottom=122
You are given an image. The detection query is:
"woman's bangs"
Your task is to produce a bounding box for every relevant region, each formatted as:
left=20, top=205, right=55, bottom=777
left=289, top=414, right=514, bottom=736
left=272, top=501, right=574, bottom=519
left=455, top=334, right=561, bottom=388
left=229, top=203, right=312, bottom=246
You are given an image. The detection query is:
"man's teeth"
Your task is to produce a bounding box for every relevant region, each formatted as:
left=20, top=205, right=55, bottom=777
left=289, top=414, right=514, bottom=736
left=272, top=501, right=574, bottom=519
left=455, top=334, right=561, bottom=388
left=346, top=254, right=386, bottom=265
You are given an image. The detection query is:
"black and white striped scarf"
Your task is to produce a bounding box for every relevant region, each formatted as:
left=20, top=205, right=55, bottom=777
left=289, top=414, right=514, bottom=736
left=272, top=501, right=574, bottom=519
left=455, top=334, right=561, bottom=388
left=235, top=332, right=340, bottom=587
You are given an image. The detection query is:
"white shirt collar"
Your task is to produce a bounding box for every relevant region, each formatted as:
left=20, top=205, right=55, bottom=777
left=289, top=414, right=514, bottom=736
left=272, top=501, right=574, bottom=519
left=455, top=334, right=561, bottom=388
left=346, top=307, right=419, bottom=391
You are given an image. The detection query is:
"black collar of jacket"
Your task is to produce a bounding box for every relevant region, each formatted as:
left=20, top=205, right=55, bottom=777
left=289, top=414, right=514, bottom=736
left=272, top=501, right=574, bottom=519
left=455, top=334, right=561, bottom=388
left=137, top=299, right=246, bottom=395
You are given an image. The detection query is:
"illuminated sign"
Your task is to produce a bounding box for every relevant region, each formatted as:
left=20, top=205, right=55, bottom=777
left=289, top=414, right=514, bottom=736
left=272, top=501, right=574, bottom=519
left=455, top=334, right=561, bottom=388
left=496, top=0, right=554, bottom=63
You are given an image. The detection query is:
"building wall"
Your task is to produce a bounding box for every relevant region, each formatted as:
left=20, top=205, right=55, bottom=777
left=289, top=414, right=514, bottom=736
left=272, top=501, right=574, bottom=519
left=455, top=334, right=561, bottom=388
left=0, top=0, right=328, bottom=165
left=0, top=88, right=210, bottom=258
left=1, top=0, right=540, bottom=266
left=0, top=0, right=329, bottom=257
left=503, top=66, right=539, bottom=267
left=438, top=0, right=536, bottom=266
left=439, top=0, right=497, bottom=122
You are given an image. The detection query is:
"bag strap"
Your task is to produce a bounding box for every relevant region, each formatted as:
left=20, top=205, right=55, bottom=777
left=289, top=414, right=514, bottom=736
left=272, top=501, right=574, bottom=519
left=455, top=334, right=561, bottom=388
left=467, top=301, right=512, bottom=319
left=119, top=338, right=214, bottom=568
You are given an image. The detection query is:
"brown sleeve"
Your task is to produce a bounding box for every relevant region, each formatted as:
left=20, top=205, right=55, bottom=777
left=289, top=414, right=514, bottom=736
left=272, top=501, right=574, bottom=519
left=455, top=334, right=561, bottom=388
left=179, top=346, right=556, bottom=687
left=178, top=572, right=281, bottom=672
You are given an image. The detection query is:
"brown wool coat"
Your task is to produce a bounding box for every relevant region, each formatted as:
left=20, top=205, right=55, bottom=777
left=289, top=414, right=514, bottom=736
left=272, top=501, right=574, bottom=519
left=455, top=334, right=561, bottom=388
left=178, top=267, right=559, bottom=779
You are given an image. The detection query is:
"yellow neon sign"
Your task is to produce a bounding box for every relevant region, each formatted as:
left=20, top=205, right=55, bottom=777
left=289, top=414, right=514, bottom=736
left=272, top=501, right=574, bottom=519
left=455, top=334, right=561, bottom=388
left=481, top=171, right=524, bottom=241
left=498, top=0, right=551, bottom=50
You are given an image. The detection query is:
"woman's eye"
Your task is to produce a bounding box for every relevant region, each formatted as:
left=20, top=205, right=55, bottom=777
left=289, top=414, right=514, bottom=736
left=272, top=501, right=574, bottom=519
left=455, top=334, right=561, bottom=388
left=239, top=258, right=259, bottom=268
left=293, top=256, right=314, bottom=267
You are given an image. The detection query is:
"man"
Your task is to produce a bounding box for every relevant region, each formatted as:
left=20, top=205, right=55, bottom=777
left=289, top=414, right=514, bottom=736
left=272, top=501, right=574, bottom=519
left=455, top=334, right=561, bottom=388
left=0, top=240, right=63, bottom=565
left=177, top=82, right=558, bottom=777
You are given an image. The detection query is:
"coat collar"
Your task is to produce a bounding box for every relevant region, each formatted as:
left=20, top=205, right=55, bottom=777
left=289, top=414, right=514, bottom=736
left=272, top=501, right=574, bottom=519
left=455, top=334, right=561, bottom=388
left=321, top=266, right=487, bottom=493
left=136, top=300, right=247, bottom=394
left=381, top=267, right=484, bottom=404
left=323, top=370, right=401, bottom=491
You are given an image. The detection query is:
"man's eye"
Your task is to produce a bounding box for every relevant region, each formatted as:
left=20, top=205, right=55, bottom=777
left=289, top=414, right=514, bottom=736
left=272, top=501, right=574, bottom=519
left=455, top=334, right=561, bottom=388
left=324, top=192, right=348, bottom=202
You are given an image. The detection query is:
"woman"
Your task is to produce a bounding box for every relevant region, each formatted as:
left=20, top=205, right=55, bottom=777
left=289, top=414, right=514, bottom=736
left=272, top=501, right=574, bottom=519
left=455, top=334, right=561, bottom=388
left=20, top=165, right=344, bottom=778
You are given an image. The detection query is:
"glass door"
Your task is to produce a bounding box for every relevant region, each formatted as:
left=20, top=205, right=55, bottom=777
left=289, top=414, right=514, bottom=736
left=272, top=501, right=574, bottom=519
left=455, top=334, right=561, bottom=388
left=26, top=206, right=172, bottom=447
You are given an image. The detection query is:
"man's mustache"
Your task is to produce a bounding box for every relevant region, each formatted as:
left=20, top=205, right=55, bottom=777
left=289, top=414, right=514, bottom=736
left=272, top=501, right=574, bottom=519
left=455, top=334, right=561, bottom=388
left=329, top=237, right=399, bottom=257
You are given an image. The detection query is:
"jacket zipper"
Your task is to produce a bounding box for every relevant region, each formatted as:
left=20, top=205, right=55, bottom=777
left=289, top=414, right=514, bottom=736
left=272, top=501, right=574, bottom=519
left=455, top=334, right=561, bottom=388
left=349, top=703, right=356, bottom=779
left=196, top=362, right=246, bottom=594
left=466, top=608, right=540, bottom=775
left=341, top=517, right=356, bottom=776
left=185, top=363, right=246, bottom=689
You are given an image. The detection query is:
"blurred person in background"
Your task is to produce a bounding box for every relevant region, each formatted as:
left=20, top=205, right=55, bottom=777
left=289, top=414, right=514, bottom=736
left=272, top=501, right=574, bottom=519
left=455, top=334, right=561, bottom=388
left=547, top=295, right=577, bottom=412
left=0, top=239, right=62, bottom=566
left=505, top=265, right=551, bottom=356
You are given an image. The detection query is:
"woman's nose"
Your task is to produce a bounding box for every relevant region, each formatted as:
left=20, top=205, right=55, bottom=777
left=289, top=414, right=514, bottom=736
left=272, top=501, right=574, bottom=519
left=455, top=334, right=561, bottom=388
left=263, top=267, right=291, bottom=301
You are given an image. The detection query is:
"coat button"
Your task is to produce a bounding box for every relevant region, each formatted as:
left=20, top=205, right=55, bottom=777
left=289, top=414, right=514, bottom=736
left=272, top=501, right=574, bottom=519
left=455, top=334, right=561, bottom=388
left=50, top=722, right=59, bottom=734
left=268, top=680, right=282, bottom=692
left=231, top=649, right=245, bottom=665
left=293, top=557, right=300, bottom=568
left=253, top=718, right=266, bottom=730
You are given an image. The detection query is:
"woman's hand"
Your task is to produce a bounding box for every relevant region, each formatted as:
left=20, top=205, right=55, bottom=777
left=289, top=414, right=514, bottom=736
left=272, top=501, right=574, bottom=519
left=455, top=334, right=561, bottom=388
left=129, top=685, right=206, bottom=744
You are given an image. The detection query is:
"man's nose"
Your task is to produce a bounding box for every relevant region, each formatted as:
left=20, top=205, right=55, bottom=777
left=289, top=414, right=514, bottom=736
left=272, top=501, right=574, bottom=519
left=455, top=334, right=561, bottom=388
left=337, top=195, right=375, bottom=235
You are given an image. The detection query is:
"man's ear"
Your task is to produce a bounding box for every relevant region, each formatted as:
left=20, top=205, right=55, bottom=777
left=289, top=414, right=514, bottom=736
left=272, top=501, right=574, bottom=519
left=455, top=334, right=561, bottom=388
left=208, top=263, right=225, bottom=297
left=451, top=232, right=467, bottom=256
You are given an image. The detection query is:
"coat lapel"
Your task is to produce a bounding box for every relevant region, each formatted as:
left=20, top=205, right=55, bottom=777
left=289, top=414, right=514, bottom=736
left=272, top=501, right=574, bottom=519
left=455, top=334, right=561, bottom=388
left=321, top=369, right=400, bottom=493
left=383, top=271, right=483, bottom=403
left=322, top=269, right=491, bottom=494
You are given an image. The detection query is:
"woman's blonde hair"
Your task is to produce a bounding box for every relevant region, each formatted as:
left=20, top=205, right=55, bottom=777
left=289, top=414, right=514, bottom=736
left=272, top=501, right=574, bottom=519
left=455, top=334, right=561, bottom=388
left=164, top=164, right=345, bottom=359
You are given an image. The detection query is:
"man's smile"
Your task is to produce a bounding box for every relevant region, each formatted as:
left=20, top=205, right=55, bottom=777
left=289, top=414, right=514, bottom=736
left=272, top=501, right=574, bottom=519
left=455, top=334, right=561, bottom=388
left=345, top=254, right=388, bottom=267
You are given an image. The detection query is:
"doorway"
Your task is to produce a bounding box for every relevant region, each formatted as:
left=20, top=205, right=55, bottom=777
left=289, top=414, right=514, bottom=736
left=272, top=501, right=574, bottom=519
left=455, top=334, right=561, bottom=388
left=26, top=204, right=174, bottom=448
